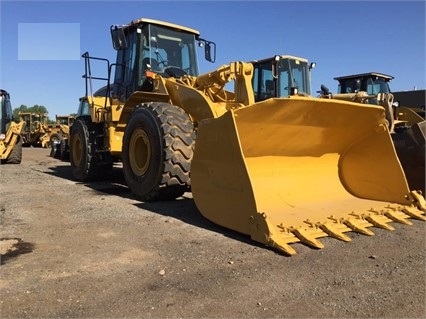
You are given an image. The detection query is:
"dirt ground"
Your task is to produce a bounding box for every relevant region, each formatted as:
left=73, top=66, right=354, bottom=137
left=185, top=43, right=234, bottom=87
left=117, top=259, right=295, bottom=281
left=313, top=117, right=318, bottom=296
left=0, top=147, right=425, bottom=318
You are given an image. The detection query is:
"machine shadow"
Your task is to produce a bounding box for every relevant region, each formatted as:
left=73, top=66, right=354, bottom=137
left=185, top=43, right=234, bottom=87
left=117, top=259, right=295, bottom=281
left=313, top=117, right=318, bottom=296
left=45, top=159, right=274, bottom=254
left=46, top=161, right=134, bottom=199
left=134, top=198, right=273, bottom=253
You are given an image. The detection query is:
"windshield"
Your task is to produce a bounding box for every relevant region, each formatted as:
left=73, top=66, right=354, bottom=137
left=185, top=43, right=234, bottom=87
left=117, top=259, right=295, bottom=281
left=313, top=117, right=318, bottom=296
left=59, top=118, right=67, bottom=125
left=366, top=78, right=391, bottom=95
left=57, top=117, right=72, bottom=125
left=252, top=58, right=311, bottom=101
left=140, top=24, right=199, bottom=79
left=277, top=59, right=311, bottom=96
left=338, top=77, right=391, bottom=94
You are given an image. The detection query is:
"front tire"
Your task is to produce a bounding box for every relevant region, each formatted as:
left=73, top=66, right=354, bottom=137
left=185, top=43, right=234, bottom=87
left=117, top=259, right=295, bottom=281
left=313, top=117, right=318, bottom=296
left=122, top=102, right=194, bottom=201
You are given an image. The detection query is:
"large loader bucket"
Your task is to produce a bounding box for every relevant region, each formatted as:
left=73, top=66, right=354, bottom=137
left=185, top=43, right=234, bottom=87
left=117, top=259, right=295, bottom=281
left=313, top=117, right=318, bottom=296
left=191, top=97, right=426, bottom=255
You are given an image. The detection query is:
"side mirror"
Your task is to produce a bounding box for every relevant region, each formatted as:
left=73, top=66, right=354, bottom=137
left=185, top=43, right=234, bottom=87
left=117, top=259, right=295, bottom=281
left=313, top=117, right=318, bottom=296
left=110, top=25, right=128, bottom=50
left=320, top=84, right=330, bottom=96
left=393, top=101, right=400, bottom=108
left=272, top=55, right=280, bottom=79
left=199, top=38, right=216, bottom=63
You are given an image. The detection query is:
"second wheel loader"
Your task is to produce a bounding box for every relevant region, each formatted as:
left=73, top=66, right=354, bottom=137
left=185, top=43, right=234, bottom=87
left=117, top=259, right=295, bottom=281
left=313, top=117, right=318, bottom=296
left=70, top=18, right=425, bottom=256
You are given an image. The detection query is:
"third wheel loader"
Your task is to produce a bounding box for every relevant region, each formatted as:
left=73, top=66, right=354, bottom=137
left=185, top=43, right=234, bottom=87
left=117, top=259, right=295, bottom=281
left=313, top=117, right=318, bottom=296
left=70, top=18, right=425, bottom=256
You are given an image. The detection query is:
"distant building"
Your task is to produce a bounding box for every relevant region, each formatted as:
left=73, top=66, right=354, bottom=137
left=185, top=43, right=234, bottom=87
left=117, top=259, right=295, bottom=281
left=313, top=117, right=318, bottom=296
left=392, top=89, right=425, bottom=110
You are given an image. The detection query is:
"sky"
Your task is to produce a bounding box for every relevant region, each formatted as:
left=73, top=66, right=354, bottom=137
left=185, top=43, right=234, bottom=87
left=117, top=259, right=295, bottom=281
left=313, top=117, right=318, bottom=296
left=1, top=0, right=425, bottom=117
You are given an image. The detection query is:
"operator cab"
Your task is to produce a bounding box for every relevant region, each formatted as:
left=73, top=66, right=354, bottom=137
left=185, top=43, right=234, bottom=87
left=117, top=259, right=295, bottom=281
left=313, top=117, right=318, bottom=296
left=251, top=55, right=314, bottom=102
left=334, top=72, right=393, bottom=95
left=334, top=72, right=394, bottom=106
left=109, top=18, right=216, bottom=101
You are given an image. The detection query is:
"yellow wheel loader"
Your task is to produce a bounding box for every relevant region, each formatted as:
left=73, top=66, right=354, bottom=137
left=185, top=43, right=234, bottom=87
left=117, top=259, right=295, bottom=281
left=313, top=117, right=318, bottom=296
left=50, top=115, right=75, bottom=160
left=18, top=112, right=50, bottom=148
left=1, top=89, right=26, bottom=164
left=70, top=19, right=425, bottom=256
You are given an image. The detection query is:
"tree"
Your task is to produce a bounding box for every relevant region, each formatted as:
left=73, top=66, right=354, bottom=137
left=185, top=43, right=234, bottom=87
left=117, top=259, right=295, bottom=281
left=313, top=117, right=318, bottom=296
left=13, top=104, right=49, bottom=120
left=31, top=104, right=48, bottom=115
left=13, top=104, right=28, bottom=120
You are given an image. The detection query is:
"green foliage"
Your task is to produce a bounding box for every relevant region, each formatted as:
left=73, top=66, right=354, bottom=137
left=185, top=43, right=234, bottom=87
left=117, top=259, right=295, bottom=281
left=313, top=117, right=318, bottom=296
left=13, top=104, right=49, bottom=120
left=13, top=105, right=75, bottom=123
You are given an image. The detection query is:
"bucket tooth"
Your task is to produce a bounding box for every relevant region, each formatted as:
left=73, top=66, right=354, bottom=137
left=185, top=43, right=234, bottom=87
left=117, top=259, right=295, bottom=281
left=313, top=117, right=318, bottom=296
left=269, top=237, right=298, bottom=256
left=274, top=223, right=329, bottom=255
left=271, top=226, right=307, bottom=256
left=306, top=219, right=352, bottom=242
left=318, top=223, right=352, bottom=242
left=409, top=191, right=426, bottom=211
left=350, top=211, right=394, bottom=231
left=328, top=214, right=375, bottom=236
left=291, top=227, right=325, bottom=249
left=249, top=213, right=302, bottom=256
left=364, top=214, right=395, bottom=230
left=373, top=206, right=413, bottom=225
left=400, top=206, right=426, bottom=221
left=342, top=216, right=375, bottom=236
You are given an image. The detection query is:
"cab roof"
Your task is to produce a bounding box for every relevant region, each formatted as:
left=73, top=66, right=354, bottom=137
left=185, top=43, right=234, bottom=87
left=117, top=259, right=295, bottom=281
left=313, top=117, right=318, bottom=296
left=125, top=18, right=201, bottom=36
left=251, top=55, right=309, bottom=64
left=334, top=72, right=394, bottom=81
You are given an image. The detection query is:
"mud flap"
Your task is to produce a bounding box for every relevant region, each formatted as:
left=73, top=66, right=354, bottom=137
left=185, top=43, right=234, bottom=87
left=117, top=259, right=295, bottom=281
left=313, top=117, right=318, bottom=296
left=191, top=97, right=425, bottom=255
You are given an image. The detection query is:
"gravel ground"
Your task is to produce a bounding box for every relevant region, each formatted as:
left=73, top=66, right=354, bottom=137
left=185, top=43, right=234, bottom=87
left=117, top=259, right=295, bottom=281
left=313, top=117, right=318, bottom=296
left=0, top=147, right=425, bottom=318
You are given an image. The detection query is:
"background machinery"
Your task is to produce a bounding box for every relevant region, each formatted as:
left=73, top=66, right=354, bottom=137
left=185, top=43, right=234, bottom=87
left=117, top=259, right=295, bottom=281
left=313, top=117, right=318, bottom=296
left=251, top=57, right=425, bottom=195
left=334, top=72, right=425, bottom=118
left=70, top=19, right=425, bottom=255
left=0, top=89, right=25, bottom=164
left=18, top=111, right=50, bottom=148
left=50, top=114, right=75, bottom=159
left=326, top=72, right=425, bottom=194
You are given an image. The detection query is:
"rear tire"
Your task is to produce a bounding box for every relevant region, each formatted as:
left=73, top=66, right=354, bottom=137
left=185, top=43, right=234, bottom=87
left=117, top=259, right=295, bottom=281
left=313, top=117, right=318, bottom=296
left=122, top=102, right=194, bottom=201
left=70, top=117, right=112, bottom=181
